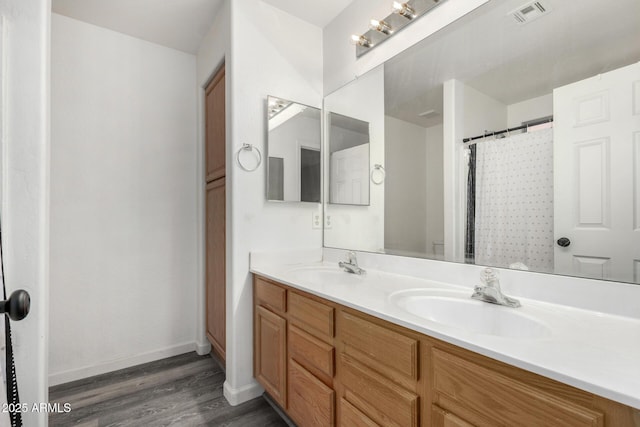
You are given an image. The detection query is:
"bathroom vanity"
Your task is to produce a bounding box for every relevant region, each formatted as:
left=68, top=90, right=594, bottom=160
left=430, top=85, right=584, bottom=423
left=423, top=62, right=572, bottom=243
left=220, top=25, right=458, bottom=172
left=251, top=253, right=640, bottom=427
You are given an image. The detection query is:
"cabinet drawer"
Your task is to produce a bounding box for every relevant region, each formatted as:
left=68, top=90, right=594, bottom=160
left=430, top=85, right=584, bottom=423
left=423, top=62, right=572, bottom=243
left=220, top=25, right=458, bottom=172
left=289, top=325, right=334, bottom=384
left=255, top=276, right=286, bottom=314
left=340, top=398, right=379, bottom=427
left=288, top=359, right=335, bottom=427
left=432, top=349, right=604, bottom=427
left=289, top=292, right=334, bottom=342
left=341, top=353, right=419, bottom=427
left=340, top=311, right=418, bottom=382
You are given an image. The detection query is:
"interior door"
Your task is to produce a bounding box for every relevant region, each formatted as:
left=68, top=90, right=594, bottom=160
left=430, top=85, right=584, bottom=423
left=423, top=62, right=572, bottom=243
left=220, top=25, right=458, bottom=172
left=553, top=62, right=640, bottom=282
left=0, top=1, right=50, bottom=426
left=329, top=144, right=370, bottom=205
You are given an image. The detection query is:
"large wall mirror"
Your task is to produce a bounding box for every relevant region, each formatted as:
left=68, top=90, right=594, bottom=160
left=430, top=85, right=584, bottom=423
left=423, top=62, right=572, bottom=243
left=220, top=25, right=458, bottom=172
left=267, top=96, right=321, bottom=203
left=323, top=0, right=640, bottom=284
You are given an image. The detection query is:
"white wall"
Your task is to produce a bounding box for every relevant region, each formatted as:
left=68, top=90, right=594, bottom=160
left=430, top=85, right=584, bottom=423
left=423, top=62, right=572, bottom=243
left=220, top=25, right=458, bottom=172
left=425, top=124, right=444, bottom=257
left=385, top=116, right=427, bottom=254
left=221, top=0, right=323, bottom=404
left=0, top=0, right=50, bottom=424
left=507, top=93, right=553, bottom=128
left=324, top=65, right=385, bottom=252
left=323, top=0, right=489, bottom=94
left=463, top=84, right=508, bottom=138
left=50, top=14, right=198, bottom=385
left=384, top=118, right=444, bottom=258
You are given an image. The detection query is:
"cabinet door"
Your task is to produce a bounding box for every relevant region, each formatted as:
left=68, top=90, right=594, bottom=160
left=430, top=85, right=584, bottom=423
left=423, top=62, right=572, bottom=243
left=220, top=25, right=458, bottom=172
left=255, top=305, right=287, bottom=407
left=206, top=178, right=225, bottom=362
left=432, top=406, right=475, bottom=427
left=205, top=65, right=225, bottom=182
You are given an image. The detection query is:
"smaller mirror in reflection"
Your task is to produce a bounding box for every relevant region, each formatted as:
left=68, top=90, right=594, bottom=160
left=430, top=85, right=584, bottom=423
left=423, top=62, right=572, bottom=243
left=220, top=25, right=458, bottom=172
left=267, top=96, right=321, bottom=203
left=328, top=112, right=370, bottom=205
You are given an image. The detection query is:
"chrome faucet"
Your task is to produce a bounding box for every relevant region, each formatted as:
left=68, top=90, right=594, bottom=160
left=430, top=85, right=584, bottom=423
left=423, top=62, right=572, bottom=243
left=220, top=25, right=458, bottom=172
left=338, top=251, right=365, bottom=275
left=471, top=268, right=521, bottom=308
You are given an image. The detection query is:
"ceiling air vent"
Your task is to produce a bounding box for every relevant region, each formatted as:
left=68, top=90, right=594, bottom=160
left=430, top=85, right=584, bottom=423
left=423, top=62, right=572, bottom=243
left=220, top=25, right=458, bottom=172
left=509, top=1, right=551, bottom=25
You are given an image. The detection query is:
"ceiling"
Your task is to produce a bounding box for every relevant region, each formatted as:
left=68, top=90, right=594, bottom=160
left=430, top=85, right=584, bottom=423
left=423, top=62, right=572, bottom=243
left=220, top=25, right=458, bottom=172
left=261, top=0, right=355, bottom=28
left=383, top=0, right=640, bottom=127
left=52, top=0, right=223, bottom=53
left=52, top=0, right=354, bottom=54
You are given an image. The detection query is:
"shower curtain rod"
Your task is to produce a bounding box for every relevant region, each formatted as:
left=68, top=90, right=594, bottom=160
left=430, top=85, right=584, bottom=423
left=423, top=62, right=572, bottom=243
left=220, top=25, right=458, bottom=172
left=462, top=117, right=553, bottom=143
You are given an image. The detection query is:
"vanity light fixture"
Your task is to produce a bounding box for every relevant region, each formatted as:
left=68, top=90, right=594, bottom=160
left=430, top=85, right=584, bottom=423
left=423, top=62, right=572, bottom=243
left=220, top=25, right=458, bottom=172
left=352, top=0, right=447, bottom=58
left=393, top=2, right=416, bottom=19
left=268, top=97, right=292, bottom=119
left=370, top=19, right=392, bottom=35
left=351, top=34, right=372, bottom=48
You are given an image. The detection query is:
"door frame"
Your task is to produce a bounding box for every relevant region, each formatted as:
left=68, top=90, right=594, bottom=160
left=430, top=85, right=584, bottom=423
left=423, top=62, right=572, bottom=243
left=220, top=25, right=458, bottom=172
left=1, top=1, right=50, bottom=425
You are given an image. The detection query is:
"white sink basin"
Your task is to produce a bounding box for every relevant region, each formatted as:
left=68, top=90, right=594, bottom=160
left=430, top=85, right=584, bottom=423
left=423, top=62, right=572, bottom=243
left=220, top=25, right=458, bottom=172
left=284, top=265, right=365, bottom=285
left=390, top=288, right=552, bottom=339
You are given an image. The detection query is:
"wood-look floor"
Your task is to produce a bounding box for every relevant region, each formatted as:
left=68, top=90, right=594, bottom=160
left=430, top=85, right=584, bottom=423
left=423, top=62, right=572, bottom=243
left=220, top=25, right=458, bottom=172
left=49, top=352, right=289, bottom=427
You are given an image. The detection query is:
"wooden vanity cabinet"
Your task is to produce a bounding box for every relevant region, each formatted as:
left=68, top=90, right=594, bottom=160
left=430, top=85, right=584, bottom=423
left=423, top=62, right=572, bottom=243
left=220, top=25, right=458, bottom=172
left=253, top=275, right=640, bottom=427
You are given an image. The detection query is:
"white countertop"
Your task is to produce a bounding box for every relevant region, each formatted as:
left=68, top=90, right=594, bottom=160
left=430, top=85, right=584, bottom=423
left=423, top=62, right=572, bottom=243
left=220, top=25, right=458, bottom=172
left=250, top=250, right=640, bottom=410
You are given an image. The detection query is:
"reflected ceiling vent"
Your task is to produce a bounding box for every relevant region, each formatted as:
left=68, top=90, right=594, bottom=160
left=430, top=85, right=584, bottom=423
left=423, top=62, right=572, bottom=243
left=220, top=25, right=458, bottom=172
left=509, top=1, right=551, bottom=25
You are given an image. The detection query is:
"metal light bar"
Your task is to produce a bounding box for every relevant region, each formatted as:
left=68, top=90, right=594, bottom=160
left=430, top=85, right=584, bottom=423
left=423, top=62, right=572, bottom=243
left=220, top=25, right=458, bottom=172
left=354, top=0, right=446, bottom=58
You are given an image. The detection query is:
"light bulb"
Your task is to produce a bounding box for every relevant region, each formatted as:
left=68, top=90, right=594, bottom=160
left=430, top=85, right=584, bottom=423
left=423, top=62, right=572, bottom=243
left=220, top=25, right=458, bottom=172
left=370, top=19, right=392, bottom=35
left=350, top=34, right=372, bottom=47
left=393, top=1, right=415, bottom=19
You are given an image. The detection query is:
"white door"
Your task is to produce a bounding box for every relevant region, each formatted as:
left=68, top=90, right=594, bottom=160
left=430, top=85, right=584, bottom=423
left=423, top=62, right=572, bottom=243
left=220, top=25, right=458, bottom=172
left=553, top=62, right=640, bottom=282
left=0, top=1, right=50, bottom=426
left=329, top=144, right=370, bottom=205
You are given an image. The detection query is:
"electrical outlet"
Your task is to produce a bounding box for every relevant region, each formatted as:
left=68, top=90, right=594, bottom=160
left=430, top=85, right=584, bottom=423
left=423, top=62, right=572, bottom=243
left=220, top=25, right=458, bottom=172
left=312, top=212, right=322, bottom=229
left=325, top=214, right=332, bottom=229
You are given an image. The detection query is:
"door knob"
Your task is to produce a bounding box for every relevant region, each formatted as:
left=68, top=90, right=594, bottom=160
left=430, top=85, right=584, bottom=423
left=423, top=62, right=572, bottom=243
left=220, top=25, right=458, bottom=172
left=0, top=289, right=30, bottom=321
left=557, top=237, right=571, bottom=248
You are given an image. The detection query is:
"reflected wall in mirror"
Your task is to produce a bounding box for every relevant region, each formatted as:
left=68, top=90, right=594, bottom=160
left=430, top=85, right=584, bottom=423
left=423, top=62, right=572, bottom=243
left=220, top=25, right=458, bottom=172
left=324, top=65, right=385, bottom=252
left=328, top=112, right=370, bottom=205
left=323, top=0, right=640, bottom=284
left=267, top=96, right=321, bottom=203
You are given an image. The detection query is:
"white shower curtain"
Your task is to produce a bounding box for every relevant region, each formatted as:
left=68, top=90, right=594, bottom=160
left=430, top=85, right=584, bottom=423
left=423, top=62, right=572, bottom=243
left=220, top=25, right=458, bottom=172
left=474, top=127, right=554, bottom=271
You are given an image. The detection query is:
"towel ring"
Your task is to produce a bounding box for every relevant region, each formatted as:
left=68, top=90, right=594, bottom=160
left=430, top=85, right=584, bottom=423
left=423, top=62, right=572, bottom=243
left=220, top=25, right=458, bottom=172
left=371, top=164, right=386, bottom=185
left=236, top=143, right=262, bottom=172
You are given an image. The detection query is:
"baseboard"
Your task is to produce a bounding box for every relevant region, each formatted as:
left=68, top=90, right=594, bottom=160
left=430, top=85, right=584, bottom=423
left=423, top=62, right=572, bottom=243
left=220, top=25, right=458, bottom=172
left=49, top=342, right=196, bottom=387
left=223, top=379, right=264, bottom=406
left=195, top=340, right=211, bottom=355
